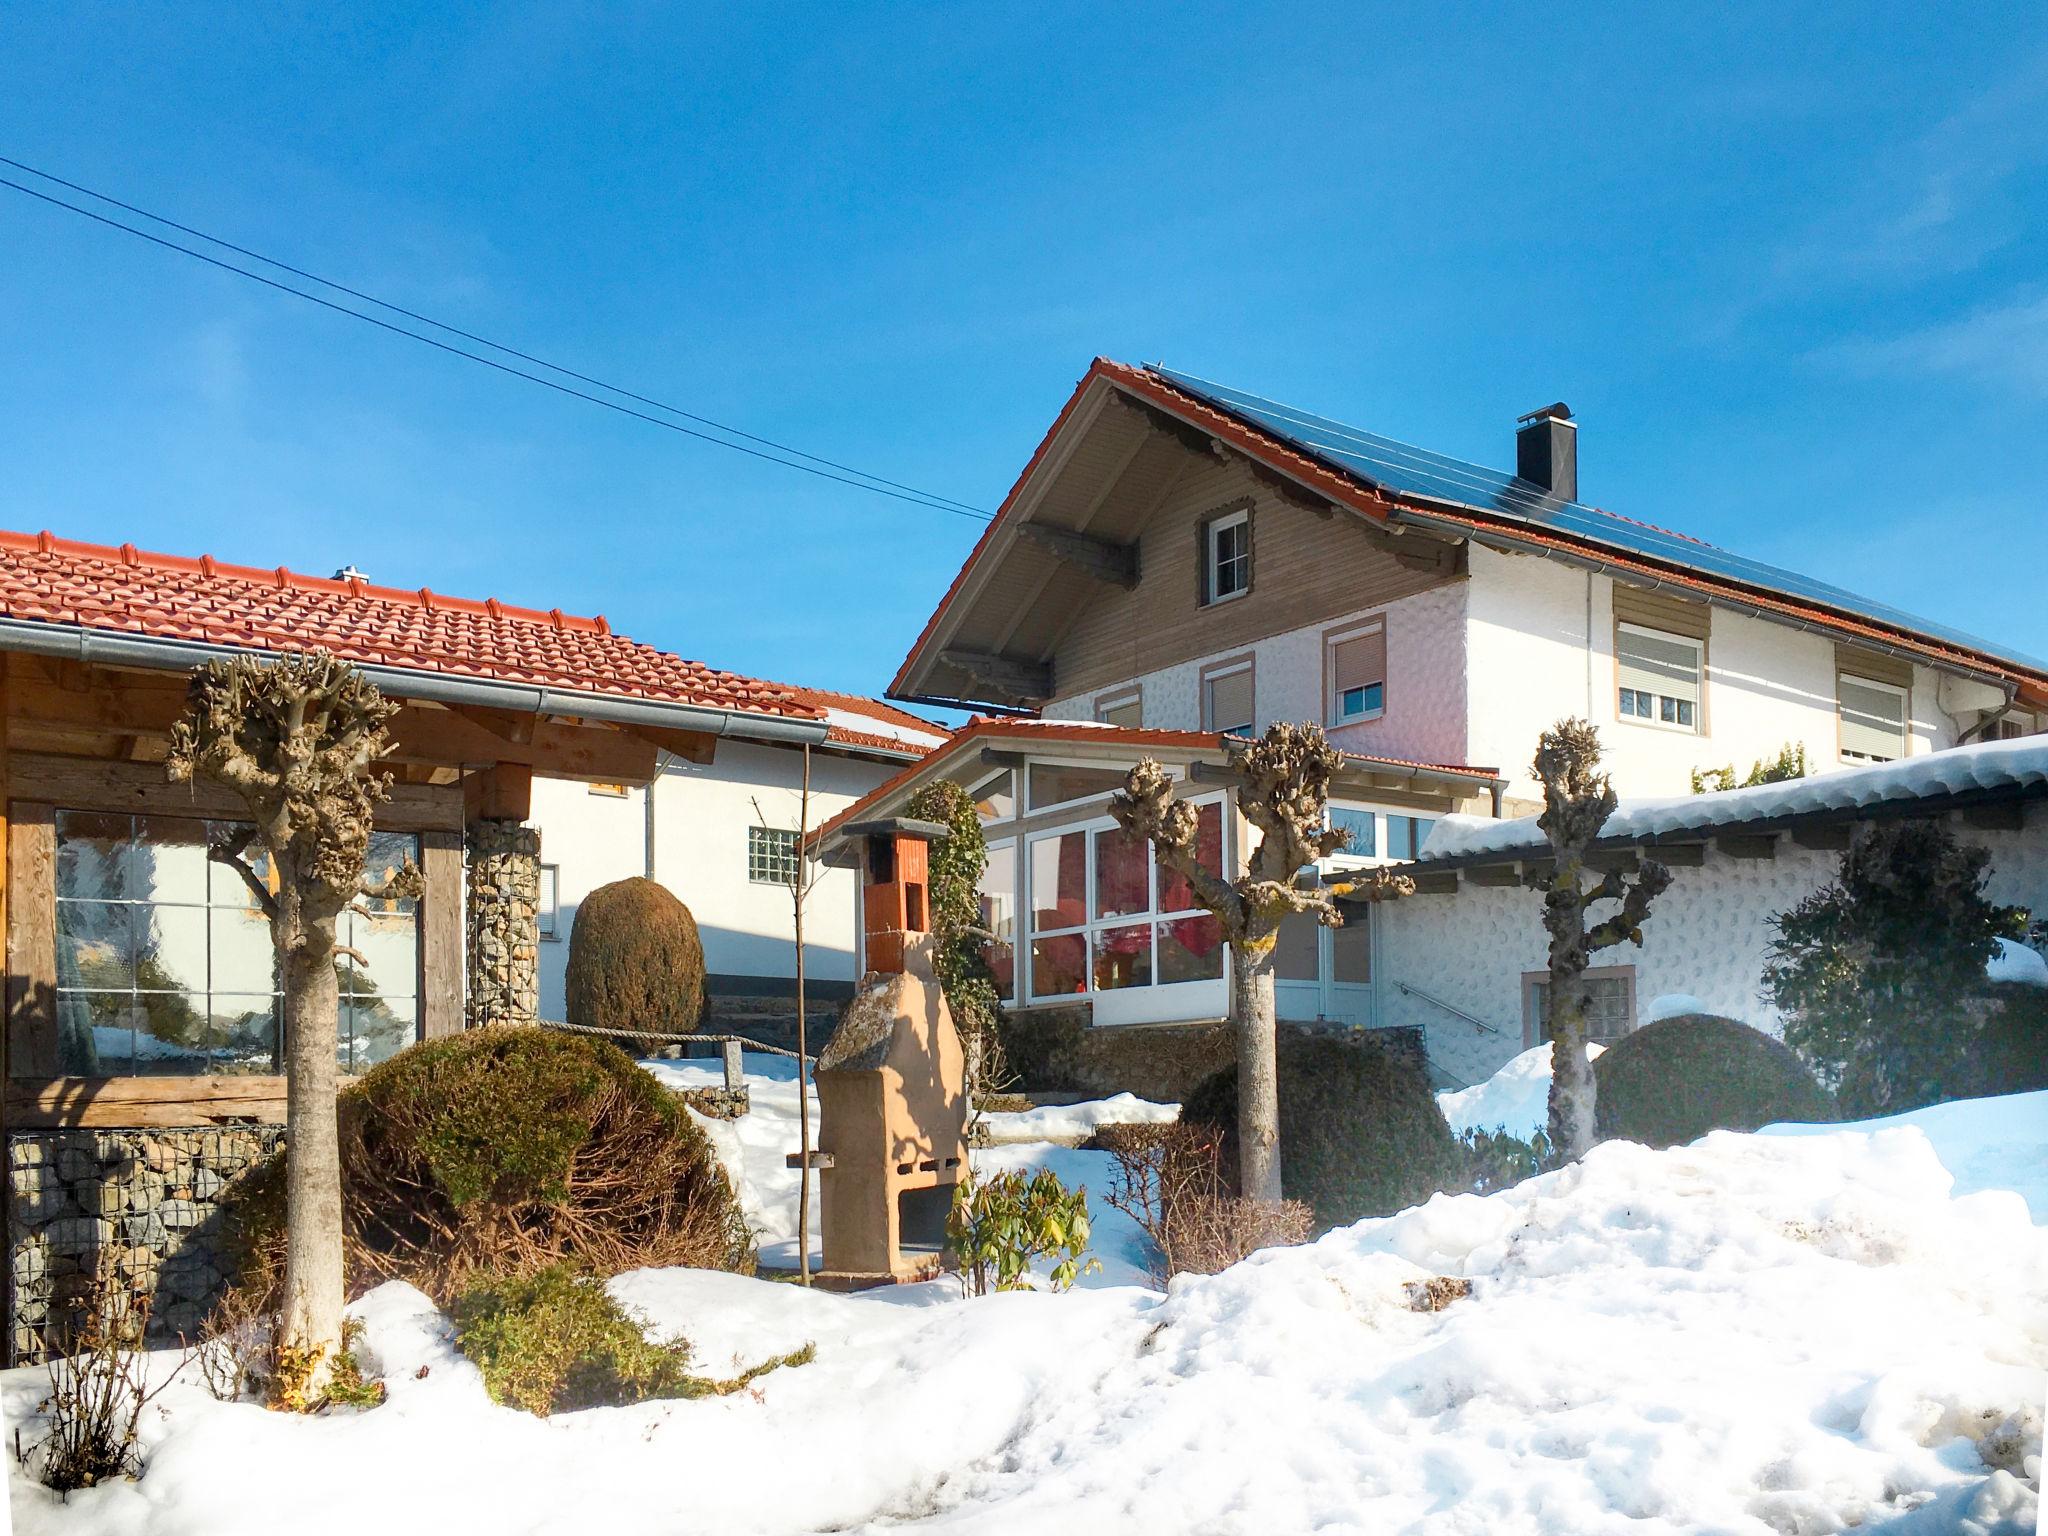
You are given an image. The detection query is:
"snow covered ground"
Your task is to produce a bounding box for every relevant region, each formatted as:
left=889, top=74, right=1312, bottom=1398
left=8, top=1058, right=2042, bottom=1535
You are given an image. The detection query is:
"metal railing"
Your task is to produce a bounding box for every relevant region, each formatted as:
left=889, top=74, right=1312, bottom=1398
left=1391, top=981, right=1502, bottom=1036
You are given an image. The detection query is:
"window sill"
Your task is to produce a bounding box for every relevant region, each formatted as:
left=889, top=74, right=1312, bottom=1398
left=1202, top=587, right=1250, bottom=608
left=1328, top=710, right=1387, bottom=729
left=1614, top=714, right=1702, bottom=737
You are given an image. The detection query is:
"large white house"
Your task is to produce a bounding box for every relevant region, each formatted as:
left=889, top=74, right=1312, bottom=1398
left=824, top=359, right=2048, bottom=1093
left=530, top=687, right=945, bottom=1024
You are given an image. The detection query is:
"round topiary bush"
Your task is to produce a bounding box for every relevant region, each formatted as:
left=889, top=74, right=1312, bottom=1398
left=1181, top=1028, right=1465, bottom=1231
left=1593, top=1014, right=1833, bottom=1148
left=230, top=1026, right=752, bottom=1303
left=565, top=876, right=706, bottom=1051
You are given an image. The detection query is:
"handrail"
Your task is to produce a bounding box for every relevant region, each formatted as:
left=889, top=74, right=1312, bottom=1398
left=1392, top=981, right=1502, bottom=1035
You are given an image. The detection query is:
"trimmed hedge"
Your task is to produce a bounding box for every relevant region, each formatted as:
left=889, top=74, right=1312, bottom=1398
left=1181, top=1028, right=1464, bottom=1231
left=565, top=877, right=706, bottom=1049
left=1593, top=1014, right=1833, bottom=1148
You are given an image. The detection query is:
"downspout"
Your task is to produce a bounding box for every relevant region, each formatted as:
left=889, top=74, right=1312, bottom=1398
left=1956, top=680, right=2020, bottom=746
left=644, top=751, right=670, bottom=881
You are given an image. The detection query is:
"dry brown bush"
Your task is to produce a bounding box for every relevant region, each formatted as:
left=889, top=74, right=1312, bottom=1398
left=1098, top=1122, right=1312, bottom=1287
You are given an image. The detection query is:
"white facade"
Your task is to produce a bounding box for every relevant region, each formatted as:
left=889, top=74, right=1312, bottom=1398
left=528, top=740, right=903, bottom=1019
left=1376, top=800, right=2048, bottom=1090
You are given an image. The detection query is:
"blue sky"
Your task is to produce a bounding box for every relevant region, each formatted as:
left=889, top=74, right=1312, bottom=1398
left=3, top=5, right=2046, bottom=706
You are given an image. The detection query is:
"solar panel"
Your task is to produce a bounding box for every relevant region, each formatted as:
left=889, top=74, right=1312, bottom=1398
left=1154, top=366, right=2047, bottom=674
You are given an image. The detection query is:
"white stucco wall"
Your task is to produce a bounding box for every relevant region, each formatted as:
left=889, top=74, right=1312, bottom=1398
left=528, top=742, right=900, bottom=1018
left=1463, top=546, right=1984, bottom=805
left=1044, top=582, right=1471, bottom=769
left=1376, top=803, right=2048, bottom=1090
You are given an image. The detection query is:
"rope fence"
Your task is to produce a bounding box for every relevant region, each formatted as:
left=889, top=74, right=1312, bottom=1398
left=533, top=1016, right=816, bottom=1065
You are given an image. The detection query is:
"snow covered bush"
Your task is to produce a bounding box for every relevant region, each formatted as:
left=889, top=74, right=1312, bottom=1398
left=1765, top=818, right=2032, bottom=1114
left=451, top=1263, right=811, bottom=1416
left=229, top=1026, right=752, bottom=1305
left=1181, top=1028, right=1464, bottom=1231
left=1593, top=1014, right=1833, bottom=1147
left=564, top=875, right=707, bottom=1050
left=1098, top=1122, right=1312, bottom=1285
left=946, top=1168, right=1100, bottom=1295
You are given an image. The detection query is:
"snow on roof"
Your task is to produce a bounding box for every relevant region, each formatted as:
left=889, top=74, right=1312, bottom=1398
left=1421, top=735, right=2048, bottom=864
left=819, top=705, right=947, bottom=750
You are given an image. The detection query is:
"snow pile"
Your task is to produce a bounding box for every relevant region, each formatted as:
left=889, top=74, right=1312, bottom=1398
left=978, top=1092, right=1178, bottom=1146
left=12, top=1104, right=2042, bottom=1535
left=1436, top=1041, right=1604, bottom=1138
left=1987, top=937, right=2048, bottom=988
left=1423, top=734, right=2048, bottom=863
left=1646, top=992, right=1708, bottom=1023
left=1764, top=1089, right=2048, bottom=1222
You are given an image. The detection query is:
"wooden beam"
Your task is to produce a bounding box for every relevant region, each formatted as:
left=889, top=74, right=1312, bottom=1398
left=446, top=702, right=540, bottom=748
left=938, top=649, right=1052, bottom=701
left=1645, top=842, right=1707, bottom=866
left=1465, top=864, right=1521, bottom=887
left=1962, top=802, right=2025, bottom=832
left=387, top=709, right=659, bottom=784
left=7, top=752, right=462, bottom=833
left=6, top=804, right=56, bottom=1077
left=1790, top=823, right=1853, bottom=852
left=1015, top=523, right=1140, bottom=589
left=463, top=762, right=533, bottom=822
left=626, top=724, right=718, bottom=766
left=1408, top=870, right=1460, bottom=895
left=5, top=1075, right=293, bottom=1128
left=1714, top=834, right=1777, bottom=860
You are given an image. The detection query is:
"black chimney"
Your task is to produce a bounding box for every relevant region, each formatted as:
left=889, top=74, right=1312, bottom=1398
left=1515, top=402, right=1576, bottom=501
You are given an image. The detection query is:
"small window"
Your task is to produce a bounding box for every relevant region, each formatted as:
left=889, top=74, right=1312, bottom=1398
left=1026, top=761, right=1129, bottom=811
left=587, top=782, right=630, bottom=799
left=1384, top=815, right=1437, bottom=862
left=747, top=826, right=800, bottom=886
left=1326, top=622, right=1387, bottom=725
left=1616, top=624, right=1702, bottom=733
left=1095, top=689, right=1143, bottom=729
left=1328, top=806, right=1377, bottom=859
left=538, top=864, right=560, bottom=940
left=1205, top=509, right=1250, bottom=604
left=1202, top=660, right=1255, bottom=736
left=1989, top=715, right=2037, bottom=741
left=970, top=769, right=1016, bottom=823
left=1526, top=968, right=1635, bottom=1047
left=1838, top=674, right=1907, bottom=763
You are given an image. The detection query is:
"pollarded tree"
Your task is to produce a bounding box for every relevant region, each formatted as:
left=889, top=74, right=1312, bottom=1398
left=1529, top=719, right=1671, bottom=1160
left=168, top=652, right=421, bottom=1401
left=1113, top=723, right=1410, bottom=1203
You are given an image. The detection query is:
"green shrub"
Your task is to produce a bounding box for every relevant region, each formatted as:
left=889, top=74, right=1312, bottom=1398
left=1181, top=1029, right=1465, bottom=1231
left=1454, top=1126, right=1557, bottom=1193
left=1691, top=742, right=1809, bottom=795
left=230, top=1026, right=752, bottom=1304
left=1764, top=818, right=2030, bottom=1114
left=905, top=780, right=1006, bottom=1093
left=452, top=1264, right=812, bottom=1417
left=1966, top=981, right=2048, bottom=1100
left=1593, top=1015, right=1833, bottom=1147
left=564, top=876, right=706, bottom=1049
left=946, top=1168, right=1100, bottom=1295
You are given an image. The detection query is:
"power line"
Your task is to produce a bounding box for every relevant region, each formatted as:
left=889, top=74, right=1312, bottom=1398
left=0, top=157, right=994, bottom=523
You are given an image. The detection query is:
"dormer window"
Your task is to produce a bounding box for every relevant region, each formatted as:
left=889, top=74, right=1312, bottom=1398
left=1204, top=508, right=1250, bottom=604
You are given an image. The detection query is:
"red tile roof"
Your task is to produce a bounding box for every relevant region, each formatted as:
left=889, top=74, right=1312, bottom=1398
left=0, top=527, right=820, bottom=720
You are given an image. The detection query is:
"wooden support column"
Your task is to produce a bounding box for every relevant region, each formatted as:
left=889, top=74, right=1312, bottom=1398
left=5, top=803, right=55, bottom=1079
left=419, top=830, right=464, bottom=1038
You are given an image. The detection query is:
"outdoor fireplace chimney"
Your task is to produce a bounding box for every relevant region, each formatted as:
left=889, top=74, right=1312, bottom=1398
left=1515, top=402, right=1577, bottom=501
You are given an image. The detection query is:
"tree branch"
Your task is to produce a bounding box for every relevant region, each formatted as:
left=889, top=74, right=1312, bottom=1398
left=1110, top=759, right=1245, bottom=932
left=208, top=829, right=280, bottom=921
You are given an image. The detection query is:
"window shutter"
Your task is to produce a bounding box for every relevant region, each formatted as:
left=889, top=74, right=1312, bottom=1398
left=1616, top=627, right=1701, bottom=706
left=1096, top=693, right=1142, bottom=728
left=1839, top=676, right=1906, bottom=759
left=1205, top=667, right=1254, bottom=733
left=1332, top=627, right=1386, bottom=702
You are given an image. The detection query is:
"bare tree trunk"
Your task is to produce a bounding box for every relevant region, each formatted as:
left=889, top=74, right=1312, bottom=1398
left=1542, top=909, right=1598, bottom=1159
left=1231, top=940, right=1283, bottom=1203
left=279, top=895, right=345, bottom=1394
left=794, top=745, right=813, bottom=1287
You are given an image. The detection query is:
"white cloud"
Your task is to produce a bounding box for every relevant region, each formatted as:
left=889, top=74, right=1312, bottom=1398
left=1825, top=292, right=2048, bottom=393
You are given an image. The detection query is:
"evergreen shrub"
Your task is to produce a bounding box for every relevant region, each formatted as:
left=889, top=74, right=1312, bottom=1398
left=564, top=876, right=706, bottom=1050
left=1592, top=1014, right=1832, bottom=1147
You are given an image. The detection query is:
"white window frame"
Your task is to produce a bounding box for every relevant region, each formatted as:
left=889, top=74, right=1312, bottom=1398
left=1021, top=793, right=1228, bottom=1006
left=1201, top=658, right=1256, bottom=736
left=1206, top=509, right=1250, bottom=604
left=1325, top=620, right=1387, bottom=726
left=1323, top=802, right=1439, bottom=868
left=1837, top=673, right=1909, bottom=764
left=968, top=767, right=1017, bottom=825
left=538, top=863, right=560, bottom=941
left=981, top=836, right=1020, bottom=1005
left=1615, top=622, right=1704, bottom=735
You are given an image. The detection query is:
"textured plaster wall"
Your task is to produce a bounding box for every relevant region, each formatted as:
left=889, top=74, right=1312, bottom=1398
left=1045, top=582, right=1471, bottom=769
left=1463, top=546, right=1979, bottom=806
left=1376, top=804, right=2048, bottom=1089
left=530, top=743, right=898, bottom=1019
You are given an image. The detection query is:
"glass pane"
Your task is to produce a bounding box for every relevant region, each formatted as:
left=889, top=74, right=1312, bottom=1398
left=134, top=991, right=211, bottom=1076
left=1331, top=912, right=1371, bottom=984
left=1329, top=807, right=1376, bottom=859
left=1157, top=803, right=1224, bottom=914
left=1029, top=831, right=1089, bottom=931
left=342, top=995, right=416, bottom=1072
left=211, top=905, right=277, bottom=995
left=1159, top=913, right=1226, bottom=984
left=133, top=816, right=212, bottom=905
left=136, top=905, right=209, bottom=998
left=1093, top=922, right=1153, bottom=991
left=54, top=992, right=104, bottom=1075
left=349, top=910, right=420, bottom=1003
left=74, top=994, right=141, bottom=1074
left=205, top=820, right=273, bottom=906
left=1092, top=826, right=1151, bottom=921
left=57, top=812, right=133, bottom=900
left=59, top=901, right=136, bottom=991
left=970, top=770, right=1016, bottom=823
left=210, top=995, right=281, bottom=1075
left=980, top=843, right=1017, bottom=1001
left=363, top=831, right=422, bottom=912
left=1027, top=762, right=1128, bottom=809
left=1029, top=934, right=1089, bottom=998
left=1274, top=915, right=1320, bottom=981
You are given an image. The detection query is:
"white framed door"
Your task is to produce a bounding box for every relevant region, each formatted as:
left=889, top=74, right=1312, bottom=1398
left=1274, top=907, right=1375, bottom=1027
